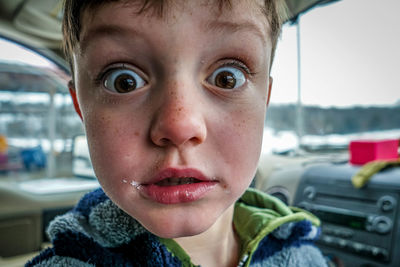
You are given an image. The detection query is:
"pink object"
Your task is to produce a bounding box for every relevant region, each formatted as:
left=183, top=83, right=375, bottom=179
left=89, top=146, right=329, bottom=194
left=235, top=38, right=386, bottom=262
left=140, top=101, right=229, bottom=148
left=349, top=139, right=399, bottom=165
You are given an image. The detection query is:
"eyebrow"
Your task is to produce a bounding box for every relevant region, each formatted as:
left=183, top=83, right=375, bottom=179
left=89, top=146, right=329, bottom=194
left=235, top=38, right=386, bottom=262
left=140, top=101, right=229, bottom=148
left=79, top=20, right=268, bottom=54
left=79, top=25, right=140, bottom=54
left=203, top=20, right=268, bottom=47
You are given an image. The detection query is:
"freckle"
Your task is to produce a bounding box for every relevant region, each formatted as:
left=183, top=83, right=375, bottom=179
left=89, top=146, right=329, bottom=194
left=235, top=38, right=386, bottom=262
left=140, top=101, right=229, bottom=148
left=134, top=132, right=139, bottom=136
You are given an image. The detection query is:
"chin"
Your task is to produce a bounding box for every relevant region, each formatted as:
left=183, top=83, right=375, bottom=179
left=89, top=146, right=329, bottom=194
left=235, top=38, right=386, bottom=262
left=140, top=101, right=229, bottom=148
left=142, top=216, right=214, bottom=239
left=137, top=202, right=235, bottom=239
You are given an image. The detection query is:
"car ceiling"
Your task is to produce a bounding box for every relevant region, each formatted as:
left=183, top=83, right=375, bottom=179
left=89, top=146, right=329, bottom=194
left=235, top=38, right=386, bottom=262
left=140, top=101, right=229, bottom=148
left=0, top=0, right=341, bottom=59
left=0, top=0, right=63, bottom=57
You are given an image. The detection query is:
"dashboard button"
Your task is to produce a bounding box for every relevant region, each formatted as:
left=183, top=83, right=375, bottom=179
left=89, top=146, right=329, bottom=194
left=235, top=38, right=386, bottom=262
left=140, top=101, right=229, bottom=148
left=377, top=196, right=396, bottom=212
left=303, top=186, right=316, bottom=200
left=350, top=242, right=365, bottom=253
left=341, top=229, right=354, bottom=238
left=372, top=216, right=392, bottom=234
left=323, top=226, right=334, bottom=235
left=370, top=247, right=389, bottom=261
left=321, top=235, right=334, bottom=245
left=337, top=239, right=347, bottom=249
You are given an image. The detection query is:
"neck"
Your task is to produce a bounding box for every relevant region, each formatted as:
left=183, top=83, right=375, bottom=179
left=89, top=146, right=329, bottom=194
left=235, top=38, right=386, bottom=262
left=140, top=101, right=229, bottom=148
left=174, top=205, right=240, bottom=267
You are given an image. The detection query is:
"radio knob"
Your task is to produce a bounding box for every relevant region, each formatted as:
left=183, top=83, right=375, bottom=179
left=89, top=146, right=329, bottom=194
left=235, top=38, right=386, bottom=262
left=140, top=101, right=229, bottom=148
left=372, top=216, right=392, bottom=234
left=303, top=186, right=316, bottom=200
left=377, top=196, right=397, bottom=212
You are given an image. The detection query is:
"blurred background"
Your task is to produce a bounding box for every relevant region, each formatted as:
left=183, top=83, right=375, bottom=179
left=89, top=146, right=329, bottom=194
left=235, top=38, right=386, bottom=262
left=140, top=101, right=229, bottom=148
left=0, top=0, right=399, bottom=266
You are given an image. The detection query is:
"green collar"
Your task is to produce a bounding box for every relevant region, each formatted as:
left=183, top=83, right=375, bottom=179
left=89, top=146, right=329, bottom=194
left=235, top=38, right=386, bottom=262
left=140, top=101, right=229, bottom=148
left=234, top=188, right=320, bottom=266
left=159, top=238, right=197, bottom=267
left=159, top=188, right=320, bottom=267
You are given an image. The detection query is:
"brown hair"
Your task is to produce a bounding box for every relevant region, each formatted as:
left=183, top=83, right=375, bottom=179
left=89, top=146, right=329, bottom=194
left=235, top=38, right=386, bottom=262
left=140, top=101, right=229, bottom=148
left=62, top=0, right=288, bottom=72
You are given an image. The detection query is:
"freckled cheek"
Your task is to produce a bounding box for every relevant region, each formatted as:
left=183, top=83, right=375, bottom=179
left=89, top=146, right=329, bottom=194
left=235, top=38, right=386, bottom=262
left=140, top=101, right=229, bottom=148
left=214, top=108, right=265, bottom=181
left=83, top=110, right=145, bottom=182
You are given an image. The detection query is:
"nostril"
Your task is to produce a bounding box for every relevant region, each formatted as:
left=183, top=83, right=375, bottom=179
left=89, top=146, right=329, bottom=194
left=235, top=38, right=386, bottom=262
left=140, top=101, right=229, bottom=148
left=159, top=138, right=170, bottom=146
left=189, top=136, right=203, bottom=145
left=153, top=135, right=203, bottom=147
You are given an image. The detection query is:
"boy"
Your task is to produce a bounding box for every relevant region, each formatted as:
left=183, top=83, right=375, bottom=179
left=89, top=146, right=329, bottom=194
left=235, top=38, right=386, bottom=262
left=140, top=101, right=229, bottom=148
left=27, top=0, right=327, bottom=266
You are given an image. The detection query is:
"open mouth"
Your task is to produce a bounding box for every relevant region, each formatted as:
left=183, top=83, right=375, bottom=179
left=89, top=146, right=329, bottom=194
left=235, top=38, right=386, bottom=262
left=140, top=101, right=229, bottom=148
left=138, top=168, right=217, bottom=204
left=155, top=177, right=202, bottom=186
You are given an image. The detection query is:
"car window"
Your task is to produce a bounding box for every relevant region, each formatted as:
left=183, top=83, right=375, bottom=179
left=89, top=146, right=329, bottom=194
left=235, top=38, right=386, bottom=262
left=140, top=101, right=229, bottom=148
left=263, top=0, right=400, bottom=154
left=0, top=37, right=84, bottom=181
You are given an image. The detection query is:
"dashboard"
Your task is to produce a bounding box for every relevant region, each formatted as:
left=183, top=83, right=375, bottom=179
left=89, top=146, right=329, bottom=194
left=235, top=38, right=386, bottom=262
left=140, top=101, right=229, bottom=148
left=258, top=156, right=400, bottom=267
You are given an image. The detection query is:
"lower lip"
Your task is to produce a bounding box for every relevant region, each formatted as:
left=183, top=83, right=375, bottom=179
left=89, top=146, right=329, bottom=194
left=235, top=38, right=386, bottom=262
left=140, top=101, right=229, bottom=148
left=141, top=182, right=217, bottom=204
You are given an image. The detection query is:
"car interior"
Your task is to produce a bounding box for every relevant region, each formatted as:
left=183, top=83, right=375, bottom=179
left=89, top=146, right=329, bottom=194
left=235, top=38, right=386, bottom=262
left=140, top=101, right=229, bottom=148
left=0, top=0, right=399, bottom=266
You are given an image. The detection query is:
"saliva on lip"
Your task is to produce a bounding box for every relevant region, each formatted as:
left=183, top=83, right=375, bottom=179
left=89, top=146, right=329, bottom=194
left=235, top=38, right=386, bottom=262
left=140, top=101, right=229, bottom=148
left=122, top=179, right=142, bottom=190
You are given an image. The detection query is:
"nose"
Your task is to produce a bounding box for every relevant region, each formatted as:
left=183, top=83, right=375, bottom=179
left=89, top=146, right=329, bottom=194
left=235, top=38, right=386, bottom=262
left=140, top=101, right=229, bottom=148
left=150, top=85, right=207, bottom=148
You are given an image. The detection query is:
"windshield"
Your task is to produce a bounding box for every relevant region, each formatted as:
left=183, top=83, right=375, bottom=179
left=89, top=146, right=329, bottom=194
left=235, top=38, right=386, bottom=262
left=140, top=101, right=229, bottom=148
left=262, top=0, right=400, bottom=154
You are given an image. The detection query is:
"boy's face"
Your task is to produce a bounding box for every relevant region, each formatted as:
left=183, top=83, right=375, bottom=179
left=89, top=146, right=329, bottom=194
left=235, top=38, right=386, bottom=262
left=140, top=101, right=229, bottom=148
left=72, top=0, right=272, bottom=238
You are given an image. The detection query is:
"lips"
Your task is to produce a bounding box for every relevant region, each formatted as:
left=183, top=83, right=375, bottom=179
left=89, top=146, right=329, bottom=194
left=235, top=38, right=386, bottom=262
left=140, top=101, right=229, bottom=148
left=139, top=168, right=218, bottom=204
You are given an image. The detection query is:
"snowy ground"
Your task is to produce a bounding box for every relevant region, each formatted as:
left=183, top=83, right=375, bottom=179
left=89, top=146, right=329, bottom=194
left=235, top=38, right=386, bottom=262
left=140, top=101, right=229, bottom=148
left=261, top=128, right=400, bottom=155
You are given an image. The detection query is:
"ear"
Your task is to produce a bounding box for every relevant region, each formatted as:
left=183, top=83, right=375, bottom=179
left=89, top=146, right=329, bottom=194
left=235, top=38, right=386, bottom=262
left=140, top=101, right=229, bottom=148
left=68, top=80, right=83, bottom=120
left=267, top=77, right=273, bottom=106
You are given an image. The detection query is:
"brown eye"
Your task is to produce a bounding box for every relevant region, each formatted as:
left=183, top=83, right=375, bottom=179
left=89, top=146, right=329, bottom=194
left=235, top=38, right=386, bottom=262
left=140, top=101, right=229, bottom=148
left=208, top=66, right=246, bottom=89
left=215, top=71, right=236, bottom=89
left=104, top=69, right=146, bottom=93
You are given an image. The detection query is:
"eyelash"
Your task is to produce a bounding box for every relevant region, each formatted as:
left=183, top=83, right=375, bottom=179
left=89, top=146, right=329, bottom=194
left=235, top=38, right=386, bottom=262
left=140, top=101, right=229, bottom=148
left=92, top=58, right=257, bottom=88
left=216, top=58, right=256, bottom=77
left=93, top=63, right=129, bottom=87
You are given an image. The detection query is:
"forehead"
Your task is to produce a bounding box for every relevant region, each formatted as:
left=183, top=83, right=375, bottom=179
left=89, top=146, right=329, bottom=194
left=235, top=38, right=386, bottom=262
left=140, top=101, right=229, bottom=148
left=83, top=0, right=268, bottom=23
left=79, top=0, right=272, bottom=51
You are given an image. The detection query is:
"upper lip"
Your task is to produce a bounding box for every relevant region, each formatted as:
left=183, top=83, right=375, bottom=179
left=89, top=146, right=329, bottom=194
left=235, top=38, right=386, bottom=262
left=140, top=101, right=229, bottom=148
left=145, top=167, right=212, bottom=185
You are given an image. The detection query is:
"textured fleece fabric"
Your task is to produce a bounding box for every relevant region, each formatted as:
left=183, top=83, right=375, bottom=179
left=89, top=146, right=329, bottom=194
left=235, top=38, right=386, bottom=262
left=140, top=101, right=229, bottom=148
left=26, top=187, right=327, bottom=267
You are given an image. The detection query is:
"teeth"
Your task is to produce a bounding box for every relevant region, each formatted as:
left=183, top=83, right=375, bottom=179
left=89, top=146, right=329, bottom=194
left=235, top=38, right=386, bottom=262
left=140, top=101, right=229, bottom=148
left=156, top=177, right=200, bottom=186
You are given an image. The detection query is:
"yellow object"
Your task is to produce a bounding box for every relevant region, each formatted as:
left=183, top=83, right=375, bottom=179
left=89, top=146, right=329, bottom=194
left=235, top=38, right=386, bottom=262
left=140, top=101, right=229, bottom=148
left=0, top=135, right=8, bottom=153
left=352, top=159, right=400, bottom=188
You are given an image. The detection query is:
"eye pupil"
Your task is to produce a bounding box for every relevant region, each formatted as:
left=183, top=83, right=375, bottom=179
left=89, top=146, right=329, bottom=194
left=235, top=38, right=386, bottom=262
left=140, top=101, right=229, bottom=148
left=114, top=74, right=137, bottom=93
left=215, top=71, right=236, bottom=89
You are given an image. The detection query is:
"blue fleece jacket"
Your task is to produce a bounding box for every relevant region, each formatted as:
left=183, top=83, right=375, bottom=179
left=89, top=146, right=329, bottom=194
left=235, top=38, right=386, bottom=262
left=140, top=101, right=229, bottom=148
left=26, top=188, right=327, bottom=267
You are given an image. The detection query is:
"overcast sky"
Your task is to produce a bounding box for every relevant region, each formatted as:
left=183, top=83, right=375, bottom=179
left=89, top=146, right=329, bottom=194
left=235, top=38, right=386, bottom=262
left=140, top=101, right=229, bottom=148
left=270, top=0, right=400, bottom=107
